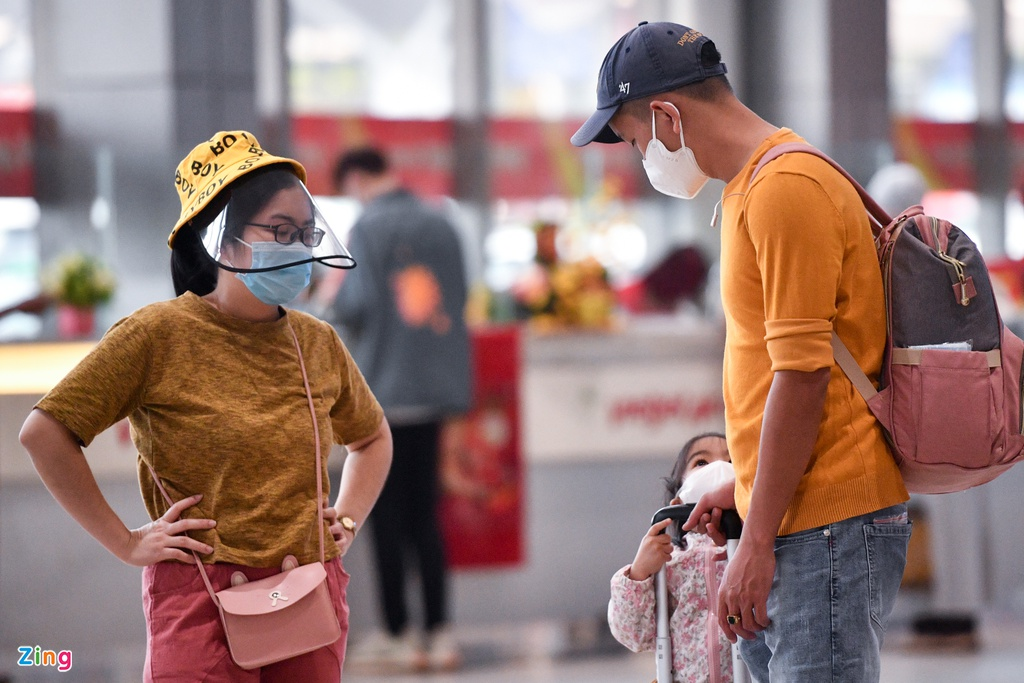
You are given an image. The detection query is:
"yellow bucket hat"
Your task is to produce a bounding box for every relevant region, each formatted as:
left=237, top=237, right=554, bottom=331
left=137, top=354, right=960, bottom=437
left=168, top=130, right=307, bottom=248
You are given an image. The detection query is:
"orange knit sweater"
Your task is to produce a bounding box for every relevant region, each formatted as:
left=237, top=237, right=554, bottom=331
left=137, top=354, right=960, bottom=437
left=719, top=129, right=908, bottom=535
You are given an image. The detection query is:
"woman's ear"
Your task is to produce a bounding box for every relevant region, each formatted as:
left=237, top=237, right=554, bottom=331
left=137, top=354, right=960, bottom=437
left=220, top=239, right=250, bottom=269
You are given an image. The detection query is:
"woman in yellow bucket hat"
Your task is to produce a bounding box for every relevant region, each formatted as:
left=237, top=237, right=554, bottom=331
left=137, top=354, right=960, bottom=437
left=20, top=130, right=392, bottom=682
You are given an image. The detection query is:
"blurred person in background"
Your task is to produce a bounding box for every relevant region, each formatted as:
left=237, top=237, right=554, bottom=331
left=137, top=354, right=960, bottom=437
left=330, top=147, right=471, bottom=673
left=865, top=162, right=928, bottom=217
left=20, top=131, right=391, bottom=682
left=573, top=21, right=910, bottom=682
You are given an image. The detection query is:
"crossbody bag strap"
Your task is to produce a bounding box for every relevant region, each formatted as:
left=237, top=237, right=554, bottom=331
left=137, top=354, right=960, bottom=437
left=145, top=317, right=326, bottom=606
left=146, top=463, right=222, bottom=603
left=287, top=320, right=326, bottom=565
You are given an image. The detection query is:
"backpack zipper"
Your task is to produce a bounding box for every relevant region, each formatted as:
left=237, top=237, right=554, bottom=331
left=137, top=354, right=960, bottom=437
left=930, top=218, right=971, bottom=306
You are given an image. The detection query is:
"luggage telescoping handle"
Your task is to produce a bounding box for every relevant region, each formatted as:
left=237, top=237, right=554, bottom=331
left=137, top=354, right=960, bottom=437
left=651, top=503, right=749, bottom=683
left=651, top=503, right=743, bottom=539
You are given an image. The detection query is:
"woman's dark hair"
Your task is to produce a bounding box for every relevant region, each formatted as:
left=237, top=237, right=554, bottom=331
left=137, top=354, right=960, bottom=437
left=663, top=431, right=728, bottom=506
left=170, top=164, right=303, bottom=296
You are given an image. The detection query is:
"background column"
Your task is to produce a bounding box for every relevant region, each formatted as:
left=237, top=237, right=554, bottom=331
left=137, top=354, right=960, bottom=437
left=31, top=0, right=289, bottom=322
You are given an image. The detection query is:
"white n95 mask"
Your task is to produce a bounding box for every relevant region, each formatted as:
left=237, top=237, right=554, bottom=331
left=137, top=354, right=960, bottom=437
left=642, top=105, right=710, bottom=200
left=678, top=460, right=735, bottom=504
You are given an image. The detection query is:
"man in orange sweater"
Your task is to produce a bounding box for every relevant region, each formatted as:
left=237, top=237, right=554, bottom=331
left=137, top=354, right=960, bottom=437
left=573, top=21, right=910, bottom=682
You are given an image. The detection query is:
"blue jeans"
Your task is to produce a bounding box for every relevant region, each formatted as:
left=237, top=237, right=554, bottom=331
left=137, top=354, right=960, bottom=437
left=738, top=503, right=911, bottom=682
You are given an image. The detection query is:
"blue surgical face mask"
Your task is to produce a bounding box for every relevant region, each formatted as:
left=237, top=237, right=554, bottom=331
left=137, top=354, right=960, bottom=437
left=233, top=240, right=312, bottom=305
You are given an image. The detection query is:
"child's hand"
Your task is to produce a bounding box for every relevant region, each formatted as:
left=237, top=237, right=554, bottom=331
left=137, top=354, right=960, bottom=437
left=626, top=518, right=674, bottom=581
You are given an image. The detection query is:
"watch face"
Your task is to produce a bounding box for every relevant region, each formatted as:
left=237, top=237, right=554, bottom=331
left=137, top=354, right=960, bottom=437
left=341, top=517, right=356, bottom=532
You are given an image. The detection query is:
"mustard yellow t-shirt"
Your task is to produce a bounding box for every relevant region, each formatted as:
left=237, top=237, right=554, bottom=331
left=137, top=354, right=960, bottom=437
left=36, top=292, right=384, bottom=567
left=719, top=129, right=908, bottom=535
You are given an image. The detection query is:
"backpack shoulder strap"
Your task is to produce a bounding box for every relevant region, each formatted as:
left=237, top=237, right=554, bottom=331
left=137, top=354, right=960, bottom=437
left=748, top=141, right=885, bottom=403
left=749, top=142, right=893, bottom=233
left=831, top=332, right=878, bottom=401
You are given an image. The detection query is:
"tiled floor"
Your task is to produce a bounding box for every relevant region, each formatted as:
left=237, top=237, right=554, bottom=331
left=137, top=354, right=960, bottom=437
left=343, top=616, right=1024, bottom=683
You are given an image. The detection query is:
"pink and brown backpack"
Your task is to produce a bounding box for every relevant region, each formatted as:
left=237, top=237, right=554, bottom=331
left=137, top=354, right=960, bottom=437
left=752, top=143, right=1024, bottom=493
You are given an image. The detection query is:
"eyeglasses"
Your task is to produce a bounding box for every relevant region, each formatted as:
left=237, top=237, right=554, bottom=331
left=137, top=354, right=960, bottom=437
left=247, top=223, right=326, bottom=248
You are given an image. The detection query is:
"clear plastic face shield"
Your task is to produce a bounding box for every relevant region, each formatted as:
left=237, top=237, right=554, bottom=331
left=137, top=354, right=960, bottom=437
left=197, top=172, right=354, bottom=274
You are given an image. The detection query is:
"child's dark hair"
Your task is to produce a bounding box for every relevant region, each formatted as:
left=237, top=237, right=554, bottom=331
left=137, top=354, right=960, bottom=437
left=170, top=164, right=303, bottom=297
left=662, top=431, right=728, bottom=506
left=662, top=431, right=727, bottom=547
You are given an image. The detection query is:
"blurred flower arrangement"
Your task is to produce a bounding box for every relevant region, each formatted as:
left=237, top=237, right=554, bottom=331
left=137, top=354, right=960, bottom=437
left=509, top=221, right=617, bottom=332
left=466, top=186, right=638, bottom=331
left=43, top=252, right=116, bottom=308
left=516, top=257, right=616, bottom=331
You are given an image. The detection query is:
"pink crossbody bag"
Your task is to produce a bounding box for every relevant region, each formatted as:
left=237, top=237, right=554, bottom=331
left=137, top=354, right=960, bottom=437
left=148, top=322, right=341, bottom=669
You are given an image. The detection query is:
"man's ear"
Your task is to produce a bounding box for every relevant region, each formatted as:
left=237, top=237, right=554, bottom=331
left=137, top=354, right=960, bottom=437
left=650, top=100, right=682, bottom=136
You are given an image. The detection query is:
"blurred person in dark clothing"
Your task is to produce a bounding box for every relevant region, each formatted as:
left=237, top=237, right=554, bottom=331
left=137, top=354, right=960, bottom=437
left=330, top=147, right=471, bottom=673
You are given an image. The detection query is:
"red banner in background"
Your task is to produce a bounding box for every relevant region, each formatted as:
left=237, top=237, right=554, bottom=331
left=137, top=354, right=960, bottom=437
left=293, top=116, right=454, bottom=197
left=0, top=107, right=33, bottom=197
left=439, top=325, right=524, bottom=569
left=487, top=118, right=645, bottom=199
left=894, top=118, right=1024, bottom=191
left=291, top=115, right=646, bottom=199
left=1, top=113, right=1018, bottom=200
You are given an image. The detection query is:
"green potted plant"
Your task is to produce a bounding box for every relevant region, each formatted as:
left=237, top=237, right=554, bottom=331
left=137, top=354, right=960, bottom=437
left=43, top=252, right=116, bottom=339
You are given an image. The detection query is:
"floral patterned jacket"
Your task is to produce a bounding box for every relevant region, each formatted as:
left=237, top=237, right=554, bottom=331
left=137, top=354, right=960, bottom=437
left=608, top=534, right=733, bottom=683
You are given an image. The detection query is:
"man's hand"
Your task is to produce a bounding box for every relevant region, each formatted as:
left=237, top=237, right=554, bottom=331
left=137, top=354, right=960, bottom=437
left=681, top=476, right=736, bottom=546
left=715, top=536, right=773, bottom=641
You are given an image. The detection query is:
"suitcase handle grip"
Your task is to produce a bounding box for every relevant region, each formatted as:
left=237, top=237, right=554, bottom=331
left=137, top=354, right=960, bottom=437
left=651, top=503, right=742, bottom=540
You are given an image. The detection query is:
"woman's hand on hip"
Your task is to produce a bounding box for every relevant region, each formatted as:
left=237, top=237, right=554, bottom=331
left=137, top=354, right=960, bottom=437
left=323, top=503, right=355, bottom=556
left=123, top=494, right=216, bottom=566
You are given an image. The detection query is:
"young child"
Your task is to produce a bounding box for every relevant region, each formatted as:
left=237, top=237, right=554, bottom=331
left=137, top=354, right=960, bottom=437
left=608, top=432, right=734, bottom=683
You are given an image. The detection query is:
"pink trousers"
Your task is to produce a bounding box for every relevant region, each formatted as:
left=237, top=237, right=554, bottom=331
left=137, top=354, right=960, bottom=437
left=142, top=557, right=350, bottom=682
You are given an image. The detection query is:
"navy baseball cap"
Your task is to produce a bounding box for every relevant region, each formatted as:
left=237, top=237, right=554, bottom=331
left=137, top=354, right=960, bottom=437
left=571, top=21, right=727, bottom=147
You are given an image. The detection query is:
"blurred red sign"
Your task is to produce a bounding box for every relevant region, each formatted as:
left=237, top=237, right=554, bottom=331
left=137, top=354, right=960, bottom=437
left=894, top=118, right=1024, bottom=191
left=0, top=107, right=33, bottom=197
left=292, top=115, right=646, bottom=199
left=439, top=325, right=524, bottom=569
left=293, top=116, right=453, bottom=197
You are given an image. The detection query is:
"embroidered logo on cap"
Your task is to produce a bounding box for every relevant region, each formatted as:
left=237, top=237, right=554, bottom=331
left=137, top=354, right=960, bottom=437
left=677, top=29, right=703, bottom=45
left=619, top=82, right=630, bottom=95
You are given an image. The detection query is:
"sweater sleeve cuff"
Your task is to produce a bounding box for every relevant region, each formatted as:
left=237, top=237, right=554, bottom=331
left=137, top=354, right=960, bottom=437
left=613, top=565, right=654, bottom=589
left=764, top=318, right=834, bottom=372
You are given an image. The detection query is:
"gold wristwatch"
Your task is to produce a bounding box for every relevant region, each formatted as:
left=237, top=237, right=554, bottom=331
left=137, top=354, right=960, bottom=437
left=340, top=516, right=358, bottom=535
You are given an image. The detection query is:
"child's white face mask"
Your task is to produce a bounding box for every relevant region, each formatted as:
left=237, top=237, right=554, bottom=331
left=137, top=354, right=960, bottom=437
left=678, top=460, right=735, bottom=504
